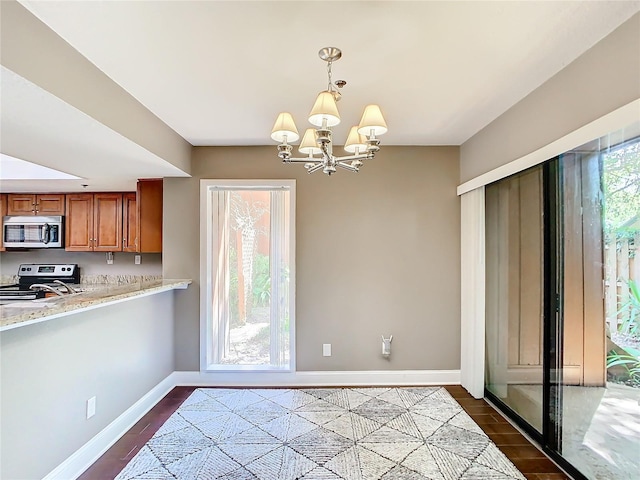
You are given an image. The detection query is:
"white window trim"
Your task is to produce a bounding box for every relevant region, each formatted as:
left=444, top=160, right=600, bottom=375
left=199, top=179, right=296, bottom=373
left=460, top=187, right=485, bottom=399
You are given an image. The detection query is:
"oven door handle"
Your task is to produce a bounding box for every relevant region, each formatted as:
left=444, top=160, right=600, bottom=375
left=41, top=223, right=51, bottom=244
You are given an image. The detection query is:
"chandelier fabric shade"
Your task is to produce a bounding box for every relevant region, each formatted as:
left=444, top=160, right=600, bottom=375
left=357, top=105, right=388, bottom=136
left=271, top=47, right=387, bottom=175
left=308, top=91, right=341, bottom=127
left=344, top=126, right=368, bottom=153
left=271, top=112, right=300, bottom=143
left=299, top=129, right=322, bottom=155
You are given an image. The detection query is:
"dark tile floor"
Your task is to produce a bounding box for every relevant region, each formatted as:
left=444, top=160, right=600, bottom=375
left=444, top=386, right=570, bottom=480
left=79, top=385, right=571, bottom=480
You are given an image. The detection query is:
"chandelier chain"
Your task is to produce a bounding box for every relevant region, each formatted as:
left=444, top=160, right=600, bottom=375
left=327, top=60, right=333, bottom=92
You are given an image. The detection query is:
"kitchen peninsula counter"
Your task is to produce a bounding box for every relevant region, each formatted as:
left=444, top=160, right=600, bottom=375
left=0, top=279, right=191, bottom=331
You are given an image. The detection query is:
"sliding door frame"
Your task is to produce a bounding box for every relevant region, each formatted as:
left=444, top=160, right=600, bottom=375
left=542, top=159, right=563, bottom=454
left=484, top=158, right=587, bottom=480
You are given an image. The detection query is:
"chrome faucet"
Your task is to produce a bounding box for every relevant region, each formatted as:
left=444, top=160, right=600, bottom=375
left=29, top=284, right=65, bottom=296
left=53, top=279, right=78, bottom=294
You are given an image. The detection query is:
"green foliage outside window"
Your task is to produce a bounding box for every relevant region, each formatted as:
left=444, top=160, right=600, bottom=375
left=603, top=141, right=640, bottom=240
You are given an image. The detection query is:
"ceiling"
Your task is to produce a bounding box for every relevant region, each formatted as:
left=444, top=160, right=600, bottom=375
left=1, top=1, right=639, bottom=191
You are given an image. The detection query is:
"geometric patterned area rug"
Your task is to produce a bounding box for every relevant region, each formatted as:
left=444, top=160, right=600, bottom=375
left=115, top=387, right=526, bottom=479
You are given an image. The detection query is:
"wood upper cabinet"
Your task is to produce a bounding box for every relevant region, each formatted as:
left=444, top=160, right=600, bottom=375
left=36, top=195, right=66, bottom=215
left=137, top=179, right=163, bottom=253
left=65, top=193, right=122, bottom=251
left=65, top=194, right=94, bottom=251
left=0, top=194, right=6, bottom=252
left=123, top=193, right=137, bottom=252
left=7, top=182, right=161, bottom=253
left=94, top=193, right=123, bottom=251
left=6, top=194, right=35, bottom=215
left=7, top=194, right=65, bottom=216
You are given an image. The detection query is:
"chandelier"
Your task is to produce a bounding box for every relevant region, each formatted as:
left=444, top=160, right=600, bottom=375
left=270, top=47, right=387, bottom=175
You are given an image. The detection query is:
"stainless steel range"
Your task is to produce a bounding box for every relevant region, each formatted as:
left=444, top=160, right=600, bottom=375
left=0, top=264, right=80, bottom=301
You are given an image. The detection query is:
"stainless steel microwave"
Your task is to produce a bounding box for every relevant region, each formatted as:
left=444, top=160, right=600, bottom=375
left=3, top=216, right=64, bottom=248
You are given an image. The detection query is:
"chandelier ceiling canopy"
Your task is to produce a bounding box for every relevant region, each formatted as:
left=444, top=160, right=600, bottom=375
left=271, top=47, right=387, bottom=175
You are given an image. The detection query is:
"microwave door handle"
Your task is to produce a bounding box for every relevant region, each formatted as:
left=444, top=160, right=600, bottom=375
left=41, top=223, right=50, bottom=244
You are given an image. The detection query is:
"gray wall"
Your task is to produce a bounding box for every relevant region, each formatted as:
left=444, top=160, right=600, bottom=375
left=460, top=12, right=640, bottom=183
left=0, top=292, right=175, bottom=479
left=164, top=146, right=461, bottom=372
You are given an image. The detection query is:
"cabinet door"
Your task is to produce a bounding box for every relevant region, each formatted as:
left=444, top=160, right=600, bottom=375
left=123, top=193, right=137, bottom=252
left=0, top=194, right=6, bottom=252
left=7, top=194, right=36, bottom=215
left=65, top=194, right=93, bottom=251
left=137, top=179, right=163, bottom=253
left=36, top=194, right=65, bottom=215
left=94, top=193, right=122, bottom=251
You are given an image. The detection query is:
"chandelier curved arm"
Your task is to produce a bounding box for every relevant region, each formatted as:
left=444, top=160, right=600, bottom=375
left=332, top=153, right=372, bottom=162
left=282, top=157, right=321, bottom=163
left=306, top=163, right=325, bottom=174
left=282, top=150, right=372, bottom=165
left=336, top=161, right=359, bottom=172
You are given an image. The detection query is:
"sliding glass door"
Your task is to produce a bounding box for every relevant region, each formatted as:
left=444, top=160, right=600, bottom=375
left=485, top=125, right=640, bottom=479
left=485, top=165, right=545, bottom=433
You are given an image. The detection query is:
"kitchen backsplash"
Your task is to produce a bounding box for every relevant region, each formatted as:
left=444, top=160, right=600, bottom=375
left=0, top=250, right=162, bottom=279
left=0, top=273, right=163, bottom=285
left=81, top=274, right=163, bottom=284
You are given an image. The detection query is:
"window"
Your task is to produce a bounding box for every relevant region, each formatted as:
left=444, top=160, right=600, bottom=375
left=200, top=180, right=295, bottom=371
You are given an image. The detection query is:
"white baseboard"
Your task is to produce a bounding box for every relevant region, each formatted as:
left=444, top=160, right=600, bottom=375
left=43, top=372, right=178, bottom=480
left=173, top=369, right=461, bottom=387
left=47, top=369, right=459, bottom=479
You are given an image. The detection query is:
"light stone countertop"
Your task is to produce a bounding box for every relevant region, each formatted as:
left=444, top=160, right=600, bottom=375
left=0, top=279, right=191, bottom=332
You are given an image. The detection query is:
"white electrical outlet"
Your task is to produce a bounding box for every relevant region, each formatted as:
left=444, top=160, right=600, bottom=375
left=323, top=344, right=332, bottom=357
left=134, top=255, right=141, bottom=265
left=86, top=396, right=96, bottom=419
left=106, top=252, right=114, bottom=265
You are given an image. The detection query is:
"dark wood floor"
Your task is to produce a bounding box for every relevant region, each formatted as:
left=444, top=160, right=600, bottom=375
left=80, top=385, right=570, bottom=480
left=444, top=385, right=570, bottom=480
left=78, top=386, right=196, bottom=480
